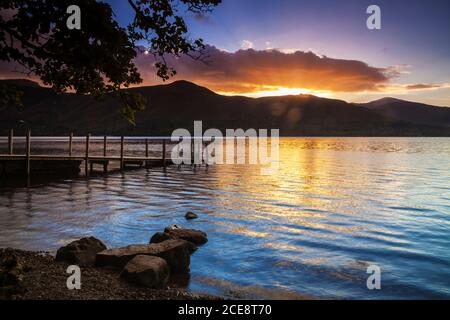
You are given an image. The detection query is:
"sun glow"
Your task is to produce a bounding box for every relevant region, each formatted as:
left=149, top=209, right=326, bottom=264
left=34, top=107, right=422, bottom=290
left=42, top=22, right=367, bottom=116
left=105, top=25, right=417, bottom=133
left=218, top=86, right=333, bottom=98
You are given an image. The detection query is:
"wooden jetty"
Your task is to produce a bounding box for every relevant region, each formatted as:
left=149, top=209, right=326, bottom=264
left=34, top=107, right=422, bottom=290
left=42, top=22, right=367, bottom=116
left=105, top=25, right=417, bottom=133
left=0, top=130, right=173, bottom=178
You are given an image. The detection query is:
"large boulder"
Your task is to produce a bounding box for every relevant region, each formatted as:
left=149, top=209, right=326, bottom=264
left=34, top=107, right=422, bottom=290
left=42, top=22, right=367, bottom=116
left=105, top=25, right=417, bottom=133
left=96, top=239, right=192, bottom=273
left=120, top=255, right=169, bottom=289
left=164, top=226, right=208, bottom=245
left=55, top=237, right=106, bottom=266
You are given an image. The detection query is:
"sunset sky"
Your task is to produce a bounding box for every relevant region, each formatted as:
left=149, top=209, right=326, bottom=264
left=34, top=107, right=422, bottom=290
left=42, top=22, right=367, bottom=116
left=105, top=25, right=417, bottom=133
left=2, top=0, right=449, bottom=106
left=110, top=0, right=450, bottom=106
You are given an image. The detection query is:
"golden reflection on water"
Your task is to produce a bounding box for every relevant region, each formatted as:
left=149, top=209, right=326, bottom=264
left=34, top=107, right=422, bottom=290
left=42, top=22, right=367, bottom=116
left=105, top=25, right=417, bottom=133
left=204, top=138, right=373, bottom=241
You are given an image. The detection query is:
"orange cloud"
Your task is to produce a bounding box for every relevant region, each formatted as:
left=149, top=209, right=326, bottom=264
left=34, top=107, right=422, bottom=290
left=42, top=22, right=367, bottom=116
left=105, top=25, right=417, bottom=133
left=134, top=45, right=391, bottom=94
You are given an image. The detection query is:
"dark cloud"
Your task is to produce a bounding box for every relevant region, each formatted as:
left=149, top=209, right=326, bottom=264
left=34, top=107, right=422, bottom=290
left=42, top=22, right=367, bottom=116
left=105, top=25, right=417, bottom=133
left=405, top=83, right=441, bottom=90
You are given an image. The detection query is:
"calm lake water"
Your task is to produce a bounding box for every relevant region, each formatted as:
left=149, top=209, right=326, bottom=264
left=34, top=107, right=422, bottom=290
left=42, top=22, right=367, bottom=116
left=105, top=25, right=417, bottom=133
left=0, top=137, right=449, bottom=299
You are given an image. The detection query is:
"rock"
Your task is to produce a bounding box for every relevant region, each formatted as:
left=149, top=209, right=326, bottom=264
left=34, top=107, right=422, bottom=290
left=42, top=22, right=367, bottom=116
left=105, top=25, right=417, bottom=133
left=0, top=248, right=25, bottom=298
left=149, top=232, right=197, bottom=254
left=149, top=233, right=197, bottom=254
left=149, top=226, right=207, bottom=247
left=149, top=232, right=173, bottom=244
left=120, top=255, right=169, bottom=289
left=164, top=227, right=208, bottom=245
left=185, top=211, right=198, bottom=220
left=96, top=239, right=193, bottom=273
left=55, top=237, right=107, bottom=266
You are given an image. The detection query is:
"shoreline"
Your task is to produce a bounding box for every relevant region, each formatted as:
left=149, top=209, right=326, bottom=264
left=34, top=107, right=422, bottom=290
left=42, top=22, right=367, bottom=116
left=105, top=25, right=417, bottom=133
left=1, top=248, right=220, bottom=300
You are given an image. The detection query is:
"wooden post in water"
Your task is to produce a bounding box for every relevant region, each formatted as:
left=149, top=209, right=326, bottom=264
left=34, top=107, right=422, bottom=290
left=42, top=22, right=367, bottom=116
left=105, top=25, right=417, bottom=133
left=103, top=136, right=107, bottom=157
left=191, top=138, right=194, bottom=166
left=162, top=139, right=166, bottom=169
left=204, top=141, right=209, bottom=167
left=69, top=132, right=73, bottom=156
left=8, top=129, right=13, bottom=155
left=144, top=138, right=149, bottom=167
left=25, top=130, right=31, bottom=177
left=120, top=136, right=125, bottom=171
left=103, top=136, right=108, bottom=173
left=85, top=134, right=90, bottom=177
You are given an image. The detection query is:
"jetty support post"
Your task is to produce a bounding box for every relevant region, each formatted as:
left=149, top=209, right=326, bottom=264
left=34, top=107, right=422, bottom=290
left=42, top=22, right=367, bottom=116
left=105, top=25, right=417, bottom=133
left=191, top=137, right=194, bottom=166
left=8, top=129, right=13, bottom=155
left=85, top=133, right=90, bottom=177
left=205, top=141, right=209, bottom=167
left=69, top=132, right=73, bottom=156
left=103, top=136, right=107, bottom=157
left=25, top=130, right=31, bottom=177
left=145, top=138, right=149, bottom=167
left=120, top=136, right=125, bottom=171
left=103, top=136, right=108, bottom=173
left=162, top=139, right=166, bottom=169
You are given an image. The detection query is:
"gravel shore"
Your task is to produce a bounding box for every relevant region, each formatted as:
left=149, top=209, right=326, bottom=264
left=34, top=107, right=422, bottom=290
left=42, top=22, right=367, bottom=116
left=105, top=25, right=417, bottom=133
left=1, top=249, right=219, bottom=300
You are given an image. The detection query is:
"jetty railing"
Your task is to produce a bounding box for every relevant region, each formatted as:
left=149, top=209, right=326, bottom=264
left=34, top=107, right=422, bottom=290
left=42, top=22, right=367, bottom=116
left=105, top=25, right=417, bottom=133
left=0, top=129, right=174, bottom=178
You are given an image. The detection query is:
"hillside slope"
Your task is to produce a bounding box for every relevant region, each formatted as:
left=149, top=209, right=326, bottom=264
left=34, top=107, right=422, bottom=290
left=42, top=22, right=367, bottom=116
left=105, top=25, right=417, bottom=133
left=359, top=97, right=450, bottom=128
left=1, top=80, right=449, bottom=136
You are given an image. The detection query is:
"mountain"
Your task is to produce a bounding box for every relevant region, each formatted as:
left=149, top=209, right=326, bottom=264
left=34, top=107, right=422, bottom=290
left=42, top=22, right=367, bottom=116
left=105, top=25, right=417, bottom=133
left=359, top=97, right=450, bottom=128
left=1, top=79, right=41, bottom=88
left=1, top=79, right=449, bottom=136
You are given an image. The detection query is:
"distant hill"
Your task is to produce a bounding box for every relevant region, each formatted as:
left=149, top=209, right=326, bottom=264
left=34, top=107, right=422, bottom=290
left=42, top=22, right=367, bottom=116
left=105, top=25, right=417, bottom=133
left=359, top=97, right=450, bottom=128
left=0, top=79, right=449, bottom=136
left=1, top=79, right=41, bottom=88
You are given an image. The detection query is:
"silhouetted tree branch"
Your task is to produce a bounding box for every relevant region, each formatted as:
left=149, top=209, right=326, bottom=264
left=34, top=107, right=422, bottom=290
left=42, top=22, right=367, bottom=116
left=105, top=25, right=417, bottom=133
left=0, top=0, right=221, bottom=125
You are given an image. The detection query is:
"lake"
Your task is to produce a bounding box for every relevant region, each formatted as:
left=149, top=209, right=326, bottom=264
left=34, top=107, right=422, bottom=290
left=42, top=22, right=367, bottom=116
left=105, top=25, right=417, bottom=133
left=0, top=137, right=449, bottom=299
